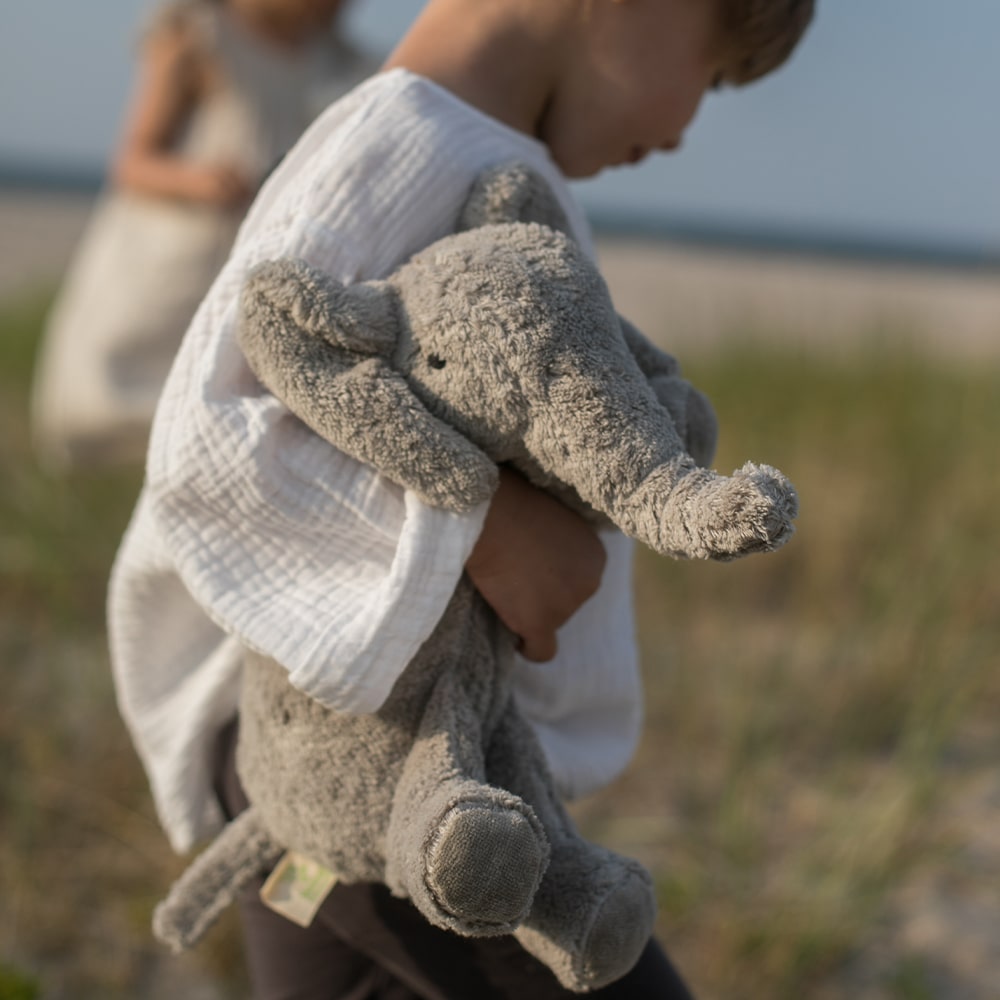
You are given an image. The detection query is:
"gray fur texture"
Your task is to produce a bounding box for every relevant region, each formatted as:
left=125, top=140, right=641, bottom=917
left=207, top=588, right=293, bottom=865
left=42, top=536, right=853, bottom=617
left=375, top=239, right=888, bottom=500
left=153, top=163, right=797, bottom=992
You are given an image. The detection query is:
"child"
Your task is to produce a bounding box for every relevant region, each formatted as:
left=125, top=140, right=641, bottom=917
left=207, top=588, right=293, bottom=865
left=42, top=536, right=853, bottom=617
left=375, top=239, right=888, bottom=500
left=31, top=0, right=375, bottom=470
left=109, top=0, right=814, bottom=996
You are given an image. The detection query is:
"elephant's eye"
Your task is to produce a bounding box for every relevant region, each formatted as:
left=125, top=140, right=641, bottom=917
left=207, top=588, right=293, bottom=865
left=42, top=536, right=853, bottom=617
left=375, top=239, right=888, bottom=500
left=427, top=354, right=447, bottom=370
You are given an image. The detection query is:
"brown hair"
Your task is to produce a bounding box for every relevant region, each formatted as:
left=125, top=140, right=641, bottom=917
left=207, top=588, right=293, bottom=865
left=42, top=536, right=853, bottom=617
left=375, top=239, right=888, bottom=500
left=719, top=0, right=816, bottom=85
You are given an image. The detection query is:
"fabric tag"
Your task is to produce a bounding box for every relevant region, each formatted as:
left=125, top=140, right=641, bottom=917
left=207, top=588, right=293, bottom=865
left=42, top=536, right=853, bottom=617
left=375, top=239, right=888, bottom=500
left=259, top=850, right=338, bottom=927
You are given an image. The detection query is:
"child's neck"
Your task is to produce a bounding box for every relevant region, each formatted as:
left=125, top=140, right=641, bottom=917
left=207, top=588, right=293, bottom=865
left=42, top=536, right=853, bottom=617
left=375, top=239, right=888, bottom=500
left=383, top=0, right=568, bottom=142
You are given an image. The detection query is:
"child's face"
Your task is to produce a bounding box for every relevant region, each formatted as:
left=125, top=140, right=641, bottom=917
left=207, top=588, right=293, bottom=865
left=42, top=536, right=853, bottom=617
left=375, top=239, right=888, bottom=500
left=541, top=0, right=727, bottom=178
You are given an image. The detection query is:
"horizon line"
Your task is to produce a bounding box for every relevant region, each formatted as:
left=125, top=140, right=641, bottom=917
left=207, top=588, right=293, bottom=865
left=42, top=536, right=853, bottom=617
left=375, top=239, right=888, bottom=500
left=3, top=158, right=998, bottom=274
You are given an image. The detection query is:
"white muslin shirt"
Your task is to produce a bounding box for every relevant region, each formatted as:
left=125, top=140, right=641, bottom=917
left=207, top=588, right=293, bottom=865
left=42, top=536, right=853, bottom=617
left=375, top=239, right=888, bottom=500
left=108, top=69, right=643, bottom=854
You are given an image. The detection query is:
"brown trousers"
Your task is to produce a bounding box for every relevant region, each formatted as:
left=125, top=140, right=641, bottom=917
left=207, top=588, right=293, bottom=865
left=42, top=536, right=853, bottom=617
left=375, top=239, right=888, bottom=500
left=214, top=720, right=696, bottom=1000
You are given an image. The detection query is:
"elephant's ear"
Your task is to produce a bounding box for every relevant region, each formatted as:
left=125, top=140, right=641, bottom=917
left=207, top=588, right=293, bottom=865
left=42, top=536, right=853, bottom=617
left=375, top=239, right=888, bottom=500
left=618, top=315, right=718, bottom=468
left=458, top=162, right=572, bottom=235
left=237, top=259, right=498, bottom=512
left=617, top=315, right=681, bottom=381
left=243, top=258, right=398, bottom=356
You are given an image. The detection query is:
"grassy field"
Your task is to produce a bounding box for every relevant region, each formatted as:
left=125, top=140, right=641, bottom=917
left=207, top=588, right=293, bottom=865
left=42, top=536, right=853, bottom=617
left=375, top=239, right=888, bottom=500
left=1, top=291, right=997, bottom=998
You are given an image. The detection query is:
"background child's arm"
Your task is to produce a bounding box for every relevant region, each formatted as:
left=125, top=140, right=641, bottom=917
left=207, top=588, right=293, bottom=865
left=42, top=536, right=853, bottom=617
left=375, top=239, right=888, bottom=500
left=466, top=468, right=607, bottom=662
left=111, top=19, right=253, bottom=208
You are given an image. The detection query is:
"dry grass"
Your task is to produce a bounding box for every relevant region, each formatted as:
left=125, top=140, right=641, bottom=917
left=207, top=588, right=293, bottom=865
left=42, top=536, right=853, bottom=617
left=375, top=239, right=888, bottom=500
left=574, top=343, right=1000, bottom=998
left=1, top=294, right=997, bottom=998
left=0, top=294, right=245, bottom=1000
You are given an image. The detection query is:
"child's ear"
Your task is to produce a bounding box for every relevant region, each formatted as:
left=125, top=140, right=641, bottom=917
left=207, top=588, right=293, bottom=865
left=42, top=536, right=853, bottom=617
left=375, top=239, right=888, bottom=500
left=458, top=162, right=572, bottom=235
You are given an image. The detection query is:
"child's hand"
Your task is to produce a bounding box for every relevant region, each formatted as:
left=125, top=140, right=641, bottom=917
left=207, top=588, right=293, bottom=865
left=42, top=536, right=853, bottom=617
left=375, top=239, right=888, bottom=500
left=111, top=23, right=255, bottom=211
left=466, top=468, right=606, bottom=662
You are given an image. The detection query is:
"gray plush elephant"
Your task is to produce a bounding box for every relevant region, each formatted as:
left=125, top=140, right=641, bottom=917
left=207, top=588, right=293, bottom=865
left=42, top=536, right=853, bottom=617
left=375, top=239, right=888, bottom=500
left=153, top=164, right=798, bottom=992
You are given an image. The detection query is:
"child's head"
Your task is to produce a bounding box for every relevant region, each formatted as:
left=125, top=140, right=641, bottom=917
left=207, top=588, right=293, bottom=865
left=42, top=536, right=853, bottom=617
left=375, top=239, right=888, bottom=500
left=538, top=0, right=815, bottom=178
left=717, top=0, right=815, bottom=85
left=228, top=0, right=350, bottom=44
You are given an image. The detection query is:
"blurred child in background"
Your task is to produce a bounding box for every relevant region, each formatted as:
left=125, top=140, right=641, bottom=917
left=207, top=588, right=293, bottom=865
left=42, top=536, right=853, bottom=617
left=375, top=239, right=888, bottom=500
left=31, top=0, right=376, bottom=470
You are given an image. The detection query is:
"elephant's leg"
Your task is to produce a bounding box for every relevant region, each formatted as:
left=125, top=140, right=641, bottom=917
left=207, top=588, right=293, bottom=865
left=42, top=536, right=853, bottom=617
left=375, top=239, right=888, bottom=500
left=385, top=666, right=549, bottom=937
left=486, top=703, right=657, bottom=993
left=153, top=807, right=283, bottom=952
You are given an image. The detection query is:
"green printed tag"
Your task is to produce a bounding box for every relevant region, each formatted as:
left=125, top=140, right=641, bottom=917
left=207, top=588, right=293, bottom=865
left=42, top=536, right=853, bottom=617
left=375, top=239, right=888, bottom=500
left=259, top=850, right=338, bottom=927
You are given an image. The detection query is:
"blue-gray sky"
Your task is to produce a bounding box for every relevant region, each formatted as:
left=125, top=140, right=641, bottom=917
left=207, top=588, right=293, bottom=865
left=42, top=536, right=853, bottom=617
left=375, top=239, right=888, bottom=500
left=2, top=1, right=997, bottom=252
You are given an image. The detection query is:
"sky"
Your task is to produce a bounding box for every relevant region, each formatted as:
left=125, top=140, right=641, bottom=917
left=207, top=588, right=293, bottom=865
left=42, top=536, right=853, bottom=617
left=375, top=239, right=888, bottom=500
left=2, top=0, right=998, bottom=254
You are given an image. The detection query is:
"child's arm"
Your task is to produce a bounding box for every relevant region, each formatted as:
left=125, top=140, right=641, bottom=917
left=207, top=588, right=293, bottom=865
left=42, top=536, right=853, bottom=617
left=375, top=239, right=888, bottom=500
left=466, top=467, right=606, bottom=663
left=111, top=19, right=254, bottom=208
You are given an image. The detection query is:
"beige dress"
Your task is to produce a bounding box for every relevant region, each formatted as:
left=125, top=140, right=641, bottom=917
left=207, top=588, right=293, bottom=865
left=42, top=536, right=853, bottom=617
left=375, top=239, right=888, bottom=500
left=32, top=0, right=376, bottom=469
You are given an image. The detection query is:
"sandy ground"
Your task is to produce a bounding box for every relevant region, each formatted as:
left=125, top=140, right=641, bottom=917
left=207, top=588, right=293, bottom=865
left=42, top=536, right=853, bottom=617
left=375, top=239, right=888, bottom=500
left=3, top=189, right=998, bottom=359
left=597, top=238, right=1000, bottom=361
left=0, top=190, right=97, bottom=300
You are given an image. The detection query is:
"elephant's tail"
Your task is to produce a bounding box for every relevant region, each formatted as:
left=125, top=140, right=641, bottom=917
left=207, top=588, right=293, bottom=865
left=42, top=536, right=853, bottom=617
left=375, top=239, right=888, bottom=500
left=153, top=807, right=282, bottom=952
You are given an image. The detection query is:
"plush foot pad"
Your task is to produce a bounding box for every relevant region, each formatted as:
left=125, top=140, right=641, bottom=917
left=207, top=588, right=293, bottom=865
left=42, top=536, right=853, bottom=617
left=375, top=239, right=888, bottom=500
left=576, top=866, right=657, bottom=991
left=424, top=802, right=547, bottom=931
left=514, top=849, right=657, bottom=993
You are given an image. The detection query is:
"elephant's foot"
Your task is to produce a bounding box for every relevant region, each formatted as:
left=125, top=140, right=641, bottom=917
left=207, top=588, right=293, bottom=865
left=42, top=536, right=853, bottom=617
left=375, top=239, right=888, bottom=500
left=388, top=784, right=549, bottom=936
left=425, top=798, right=548, bottom=928
left=514, top=843, right=656, bottom=993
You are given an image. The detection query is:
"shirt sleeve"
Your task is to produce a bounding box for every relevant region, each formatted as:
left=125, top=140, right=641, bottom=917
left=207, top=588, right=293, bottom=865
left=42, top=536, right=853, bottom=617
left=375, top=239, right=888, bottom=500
left=143, top=88, right=494, bottom=713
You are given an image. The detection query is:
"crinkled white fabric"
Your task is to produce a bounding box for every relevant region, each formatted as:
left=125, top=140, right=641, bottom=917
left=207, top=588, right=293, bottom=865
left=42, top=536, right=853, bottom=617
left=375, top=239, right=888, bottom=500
left=108, top=70, right=643, bottom=854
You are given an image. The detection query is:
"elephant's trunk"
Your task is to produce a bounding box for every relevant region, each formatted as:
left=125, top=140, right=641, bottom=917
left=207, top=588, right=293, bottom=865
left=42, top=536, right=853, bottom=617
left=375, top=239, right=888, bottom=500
left=526, top=367, right=797, bottom=561
left=614, top=460, right=798, bottom=560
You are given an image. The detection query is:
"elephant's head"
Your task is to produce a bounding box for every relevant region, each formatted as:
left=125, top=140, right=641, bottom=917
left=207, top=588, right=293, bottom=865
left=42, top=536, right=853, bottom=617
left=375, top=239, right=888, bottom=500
left=238, top=165, right=797, bottom=560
